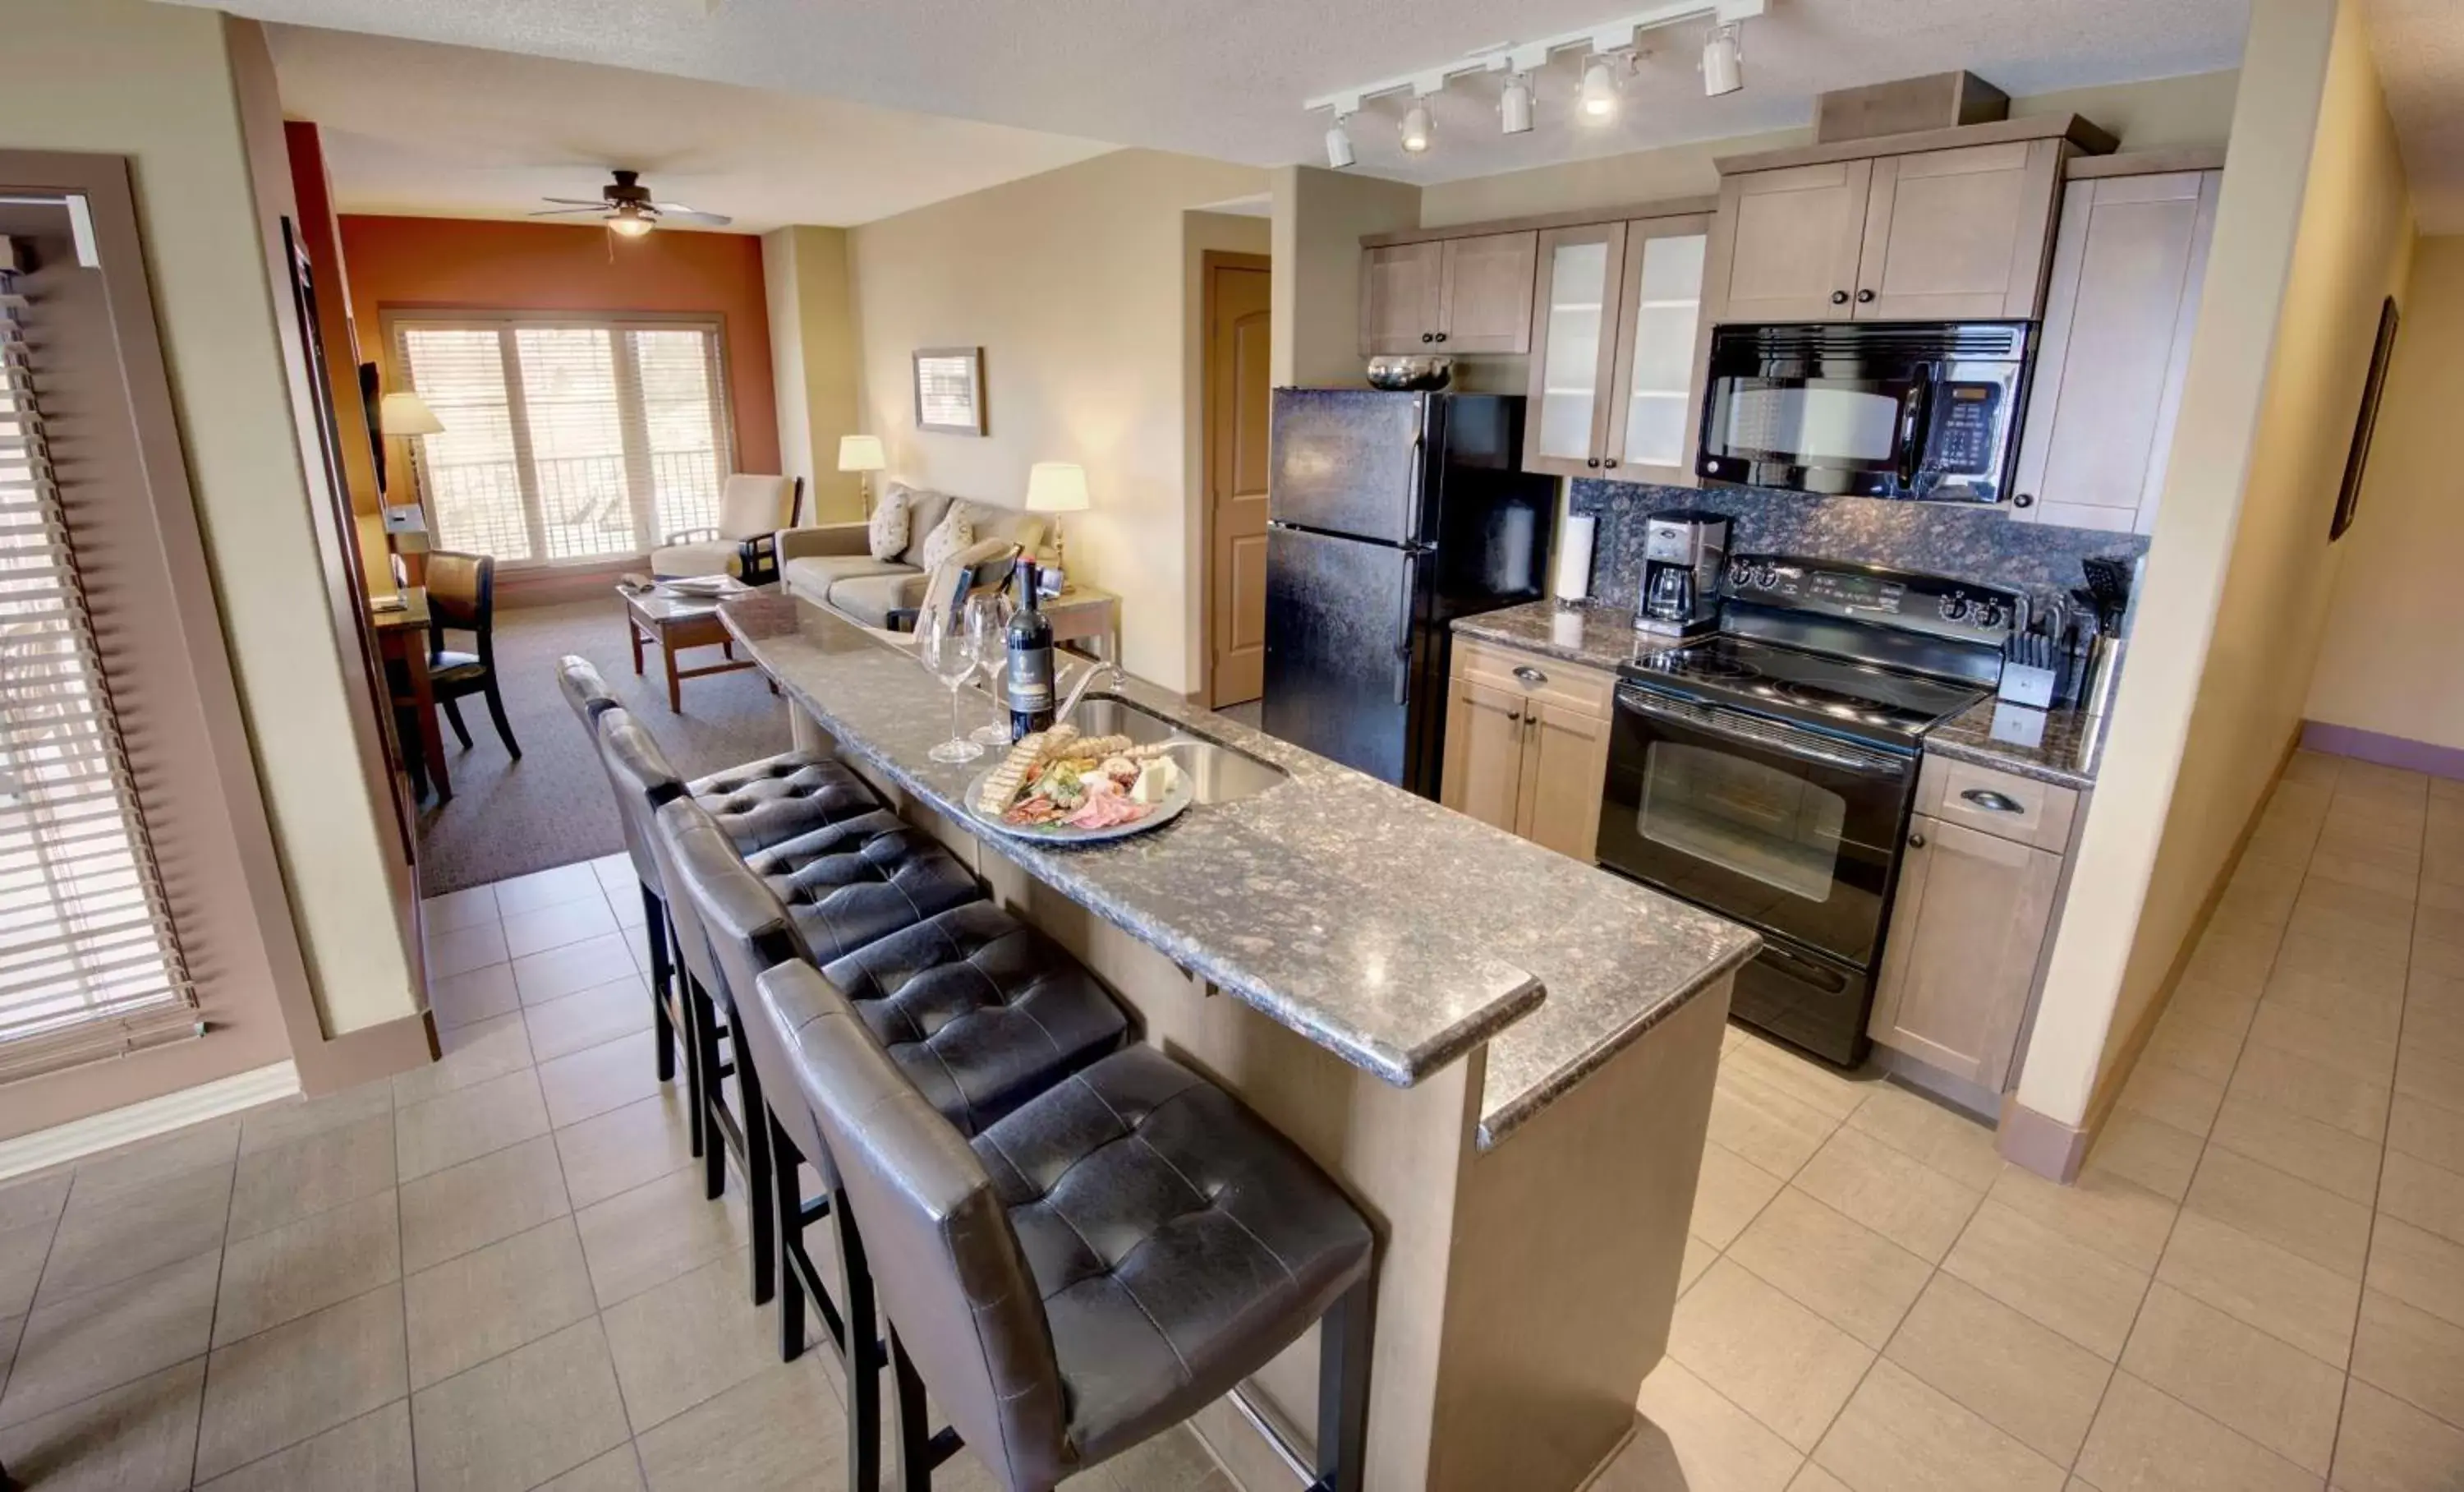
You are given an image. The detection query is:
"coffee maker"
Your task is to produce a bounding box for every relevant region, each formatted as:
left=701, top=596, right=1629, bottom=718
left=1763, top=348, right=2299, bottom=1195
left=1634, top=509, right=1731, bottom=640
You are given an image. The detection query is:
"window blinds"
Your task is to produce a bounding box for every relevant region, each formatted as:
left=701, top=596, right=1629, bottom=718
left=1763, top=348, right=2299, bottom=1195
left=393, top=317, right=733, bottom=566
left=0, top=260, right=199, bottom=1079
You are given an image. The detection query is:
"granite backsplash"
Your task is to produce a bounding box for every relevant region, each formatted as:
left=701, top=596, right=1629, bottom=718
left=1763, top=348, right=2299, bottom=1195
left=1569, top=481, right=2151, bottom=626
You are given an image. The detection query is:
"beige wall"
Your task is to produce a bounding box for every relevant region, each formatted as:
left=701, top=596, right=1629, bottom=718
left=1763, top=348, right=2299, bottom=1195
left=763, top=225, right=865, bottom=522
left=2305, top=235, right=2464, bottom=753
left=2018, top=0, right=2414, bottom=1129
left=0, top=0, right=418, bottom=1038
left=847, top=149, right=1268, bottom=692
left=1418, top=71, right=2241, bottom=231
left=1269, top=165, right=1421, bottom=387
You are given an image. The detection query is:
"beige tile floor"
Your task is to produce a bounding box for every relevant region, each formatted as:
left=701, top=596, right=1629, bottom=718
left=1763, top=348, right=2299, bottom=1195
left=1592, top=751, right=2464, bottom=1492
left=0, top=854, right=1226, bottom=1492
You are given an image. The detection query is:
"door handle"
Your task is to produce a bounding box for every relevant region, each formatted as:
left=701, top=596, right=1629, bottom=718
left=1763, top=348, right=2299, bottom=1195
left=1513, top=665, right=1547, bottom=686
left=1896, top=365, right=1933, bottom=491
left=1960, top=788, right=2025, bottom=814
left=1393, top=553, right=1419, bottom=706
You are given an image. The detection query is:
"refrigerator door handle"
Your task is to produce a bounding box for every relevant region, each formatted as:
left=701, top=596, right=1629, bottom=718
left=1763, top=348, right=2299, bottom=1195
left=1392, top=551, right=1419, bottom=706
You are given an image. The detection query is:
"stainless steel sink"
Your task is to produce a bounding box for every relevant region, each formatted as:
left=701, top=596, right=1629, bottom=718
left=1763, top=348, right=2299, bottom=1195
left=1064, top=695, right=1287, bottom=804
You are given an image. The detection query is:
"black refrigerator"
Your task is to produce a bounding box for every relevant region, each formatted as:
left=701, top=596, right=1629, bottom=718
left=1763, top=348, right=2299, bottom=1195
left=1261, top=389, right=1556, bottom=797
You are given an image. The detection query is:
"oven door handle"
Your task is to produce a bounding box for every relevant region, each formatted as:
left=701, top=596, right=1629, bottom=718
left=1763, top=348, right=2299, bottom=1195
left=1616, top=686, right=1911, bottom=777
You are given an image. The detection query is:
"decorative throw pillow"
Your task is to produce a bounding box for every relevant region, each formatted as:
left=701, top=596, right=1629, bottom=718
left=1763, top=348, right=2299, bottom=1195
left=916, top=508, right=975, bottom=576
left=867, top=482, right=912, bottom=561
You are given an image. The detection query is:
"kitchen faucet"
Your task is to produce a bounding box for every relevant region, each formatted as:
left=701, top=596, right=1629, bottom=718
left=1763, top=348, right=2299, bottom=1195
left=1055, top=656, right=1124, bottom=727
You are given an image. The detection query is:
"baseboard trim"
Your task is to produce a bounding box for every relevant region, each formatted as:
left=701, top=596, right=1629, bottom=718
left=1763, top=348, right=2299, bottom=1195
left=1997, top=1098, right=2090, bottom=1181
left=295, top=1009, right=439, bottom=1096
left=2301, top=721, right=2464, bottom=781
left=0, top=1061, right=299, bottom=1183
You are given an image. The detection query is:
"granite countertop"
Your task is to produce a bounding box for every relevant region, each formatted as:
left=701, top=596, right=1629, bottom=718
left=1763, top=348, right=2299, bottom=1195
left=724, top=593, right=1759, bottom=1150
left=1924, top=697, right=2107, bottom=790
left=1452, top=600, right=1640, bottom=675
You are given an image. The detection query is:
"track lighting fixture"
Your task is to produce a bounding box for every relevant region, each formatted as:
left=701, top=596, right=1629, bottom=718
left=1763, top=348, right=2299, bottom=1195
left=1579, top=56, right=1623, bottom=120
left=1399, top=99, right=1435, bottom=154
left=1703, top=21, right=1744, bottom=96
left=1499, top=73, right=1535, bottom=135
left=1325, top=113, right=1358, bottom=168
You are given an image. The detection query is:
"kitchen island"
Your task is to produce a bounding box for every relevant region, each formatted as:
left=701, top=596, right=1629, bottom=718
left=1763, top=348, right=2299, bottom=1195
left=721, top=592, right=1757, bottom=1492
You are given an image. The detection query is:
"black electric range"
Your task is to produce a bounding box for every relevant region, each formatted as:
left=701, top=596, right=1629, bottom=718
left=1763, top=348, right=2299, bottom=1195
left=1595, top=555, right=2021, bottom=1066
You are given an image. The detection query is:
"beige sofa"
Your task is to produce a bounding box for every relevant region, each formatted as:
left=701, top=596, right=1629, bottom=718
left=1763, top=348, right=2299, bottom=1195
left=775, top=484, right=1056, bottom=629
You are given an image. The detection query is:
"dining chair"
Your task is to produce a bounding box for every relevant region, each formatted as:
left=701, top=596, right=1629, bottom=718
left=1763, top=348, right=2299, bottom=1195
left=425, top=550, right=520, bottom=759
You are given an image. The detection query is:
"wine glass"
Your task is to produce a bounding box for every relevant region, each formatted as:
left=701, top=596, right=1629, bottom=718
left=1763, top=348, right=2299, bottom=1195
left=966, top=590, right=1012, bottom=746
left=918, top=606, right=983, bottom=764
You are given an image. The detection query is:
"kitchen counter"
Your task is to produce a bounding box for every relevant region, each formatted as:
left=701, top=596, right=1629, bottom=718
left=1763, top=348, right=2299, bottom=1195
left=722, top=592, right=1757, bottom=1149
left=1925, top=696, right=2107, bottom=789
left=1451, top=598, right=1640, bottom=674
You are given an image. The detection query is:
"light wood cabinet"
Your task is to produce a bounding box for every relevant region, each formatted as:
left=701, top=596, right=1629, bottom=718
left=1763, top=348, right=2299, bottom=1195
left=1358, top=233, right=1538, bottom=356
left=1708, top=140, right=2065, bottom=325
left=1524, top=216, right=1712, bottom=482
left=1441, top=641, right=1616, bottom=863
left=1869, top=757, right=2081, bottom=1089
left=2012, top=169, right=2222, bottom=533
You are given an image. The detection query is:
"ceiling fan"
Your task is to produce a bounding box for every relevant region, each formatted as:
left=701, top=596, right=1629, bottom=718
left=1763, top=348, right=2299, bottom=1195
left=531, top=170, right=731, bottom=238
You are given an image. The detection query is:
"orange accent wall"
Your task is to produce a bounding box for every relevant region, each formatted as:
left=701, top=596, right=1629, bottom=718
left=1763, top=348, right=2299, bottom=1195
left=337, top=214, right=780, bottom=474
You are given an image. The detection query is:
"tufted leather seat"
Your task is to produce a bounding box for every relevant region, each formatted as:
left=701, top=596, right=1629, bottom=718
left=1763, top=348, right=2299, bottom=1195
left=742, top=810, right=984, bottom=964
left=767, top=959, right=1373, bottom=1492
left=687, top=751, right=881, bottom=854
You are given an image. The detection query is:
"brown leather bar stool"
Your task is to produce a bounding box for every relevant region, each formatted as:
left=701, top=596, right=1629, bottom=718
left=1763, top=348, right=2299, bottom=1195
left=767, top=957, right=1377, bottom=1492
left=660, top=802, right=1131, bottom=1490
left=563, top=655, right=880, bottom=1142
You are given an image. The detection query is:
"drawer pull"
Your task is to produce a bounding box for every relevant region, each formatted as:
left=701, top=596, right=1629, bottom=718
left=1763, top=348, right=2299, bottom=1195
left=1961, top=788, right=2025, bottom=814
left=1513, top=665, right=1548, bottom=686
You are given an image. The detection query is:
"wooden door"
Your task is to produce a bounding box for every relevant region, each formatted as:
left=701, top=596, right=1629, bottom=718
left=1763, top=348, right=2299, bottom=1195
left=1522, top=223, right=1627, bottom=479
left=1708, top=161, right=1872, bottom=324
left=1440, top=677, right=1527, bottom=833
left=1855, top=140, right=2063, bottom=320
left=1868, top=815, right=2062, bottom=1089
left=1205, top=255, right=1274, bottom=707
left=1358, top=242, right=1445, bottom=356
left=2012, top=170, right=2221, bottom=533
left=1437, top=232, right=1538, bottom=354
left=1516, top=702, right=1613, bottom=862
left=1603, top=214, right=1712, bottom=485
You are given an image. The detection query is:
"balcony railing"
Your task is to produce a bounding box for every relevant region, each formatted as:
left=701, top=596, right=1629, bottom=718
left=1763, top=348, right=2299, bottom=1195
left=425, top=450, right=720, bottom=564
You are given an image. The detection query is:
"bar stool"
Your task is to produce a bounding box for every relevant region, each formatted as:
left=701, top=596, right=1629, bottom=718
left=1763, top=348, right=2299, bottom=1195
left=660, top=803, right=1131, bottom=1488
left=765, top=959, right=1376, bottom=1492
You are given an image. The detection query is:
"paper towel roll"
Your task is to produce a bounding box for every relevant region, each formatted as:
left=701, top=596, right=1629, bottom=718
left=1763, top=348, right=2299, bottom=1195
left=1554, top=513, right=1596, bottom=604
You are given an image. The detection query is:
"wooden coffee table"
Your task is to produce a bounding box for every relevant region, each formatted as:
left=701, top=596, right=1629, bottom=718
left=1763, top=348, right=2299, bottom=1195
left=621, top=581, right=773, bottom=712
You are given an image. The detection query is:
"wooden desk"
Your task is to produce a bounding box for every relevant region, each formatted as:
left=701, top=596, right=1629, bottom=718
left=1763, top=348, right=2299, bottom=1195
left=370, top=587, right=448, bottom=801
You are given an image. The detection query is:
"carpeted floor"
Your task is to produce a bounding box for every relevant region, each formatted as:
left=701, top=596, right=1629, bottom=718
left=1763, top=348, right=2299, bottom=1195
left=412, top=596, right=793, bottom=894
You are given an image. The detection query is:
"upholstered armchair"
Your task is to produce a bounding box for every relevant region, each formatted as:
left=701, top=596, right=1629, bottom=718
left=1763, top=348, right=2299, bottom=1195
left=650, top=473, right=802, bottom=585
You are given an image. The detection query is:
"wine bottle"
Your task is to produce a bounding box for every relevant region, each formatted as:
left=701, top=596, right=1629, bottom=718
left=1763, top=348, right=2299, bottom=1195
left=1006, top=561, right=1055, bottom=740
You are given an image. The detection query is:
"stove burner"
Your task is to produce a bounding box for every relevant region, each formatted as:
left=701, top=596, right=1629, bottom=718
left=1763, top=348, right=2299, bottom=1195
left=1643, top=647, right=1760, bottom=682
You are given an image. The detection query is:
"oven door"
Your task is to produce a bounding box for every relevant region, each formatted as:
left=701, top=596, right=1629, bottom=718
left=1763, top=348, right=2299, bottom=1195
left=1596, top=684, right=1917, bottom=1062
left=1698, top=371, right=1932, bottom=497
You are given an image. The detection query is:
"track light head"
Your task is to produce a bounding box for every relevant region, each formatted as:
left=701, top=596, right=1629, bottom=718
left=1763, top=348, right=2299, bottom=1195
left=1579, top=56, right=1622, bottom=121
left=1703, top=21, right=1744, bottom=97
left=1499, top=73, right=1534, bottom=135
left=1325, top=114, right=1358, bottom=169
left=1400, top=100, right=1434, bottom=154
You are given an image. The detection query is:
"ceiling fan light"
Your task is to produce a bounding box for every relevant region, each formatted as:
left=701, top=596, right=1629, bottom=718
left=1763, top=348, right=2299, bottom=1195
left=1500, top=74, right=1534, bottom=135
left=608, top=210, right=655, bottom=238
left=1400, top=100, right=1434, bottom=155
left=1580, top=58, right=1621, bottom=120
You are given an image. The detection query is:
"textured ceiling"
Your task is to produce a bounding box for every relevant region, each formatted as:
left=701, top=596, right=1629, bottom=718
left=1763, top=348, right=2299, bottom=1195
left=205, top=0, right=2260, bottom=198
left=2365, top=0, right=2464, bottom=234
left=264, top=26, right=1115, bottom=232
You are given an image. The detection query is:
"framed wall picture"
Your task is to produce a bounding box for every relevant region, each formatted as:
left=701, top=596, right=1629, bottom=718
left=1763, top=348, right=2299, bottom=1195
left=2330, top=296, right=2399, bottom=541
left=913, top=346, right=986, bottom=435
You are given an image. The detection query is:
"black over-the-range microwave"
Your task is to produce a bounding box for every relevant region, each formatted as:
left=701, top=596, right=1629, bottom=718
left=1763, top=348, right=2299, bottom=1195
left=1696, top=322, right=2034, bottom=504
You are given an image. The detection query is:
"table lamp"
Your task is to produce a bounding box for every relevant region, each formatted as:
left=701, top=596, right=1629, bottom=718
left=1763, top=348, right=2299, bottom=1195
left=838, top=434, right=885, bottom=516
left=1025, top=461, right=1090, bottom=583
left=378, top=390, right=443, bottom=523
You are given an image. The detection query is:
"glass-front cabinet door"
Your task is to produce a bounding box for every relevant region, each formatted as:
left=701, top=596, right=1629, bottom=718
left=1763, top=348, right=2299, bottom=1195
left=1522, top=223, right=1625, bottom=480
left=1605, top=214, right=1712, bottom=483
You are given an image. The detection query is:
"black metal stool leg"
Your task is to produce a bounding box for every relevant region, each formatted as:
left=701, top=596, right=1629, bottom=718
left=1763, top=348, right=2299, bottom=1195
left=672, top=922, right=706, bottom=1161
left=641, top=885, right=675, bottom=1084
left=692, top=975, right=727, bottom=1200
left=836, top=1190, right=885, bottom=1492
left=740, top=1058, right=775, bottom=1307
left=771, top=1114, right=805, bottom=1361
left=1311, top=1273, right=1376, bottom=1492
left=886, top=1319, right=930, bottom=1492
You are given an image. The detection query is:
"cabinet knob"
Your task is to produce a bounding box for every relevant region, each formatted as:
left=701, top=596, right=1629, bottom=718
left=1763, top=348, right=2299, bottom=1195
left=1856, top=288, right=1877, bottom=304
left=1586, top=457, right=1602, bottom=468
left=1421, top=332, right=1436, bottom=344
left=1506, top=710, right=1523, bottom=723
left=1908, top=831, right=1928, bottom=850
left=1830, top=290, right=1850, bottom=306
left=1603, top=458, right=1619, bottom=469
left=2013, top=494, right=2037, bottom=509
left=1433, top=332, right=1448, bottom=343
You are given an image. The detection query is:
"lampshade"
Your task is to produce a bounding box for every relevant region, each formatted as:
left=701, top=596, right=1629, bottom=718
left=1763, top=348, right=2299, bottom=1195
left=836, top=434, right=886, bottom=473
left=379, top=391, right=444, bottom=437
left=1024, top=462, right=1091, bottom=513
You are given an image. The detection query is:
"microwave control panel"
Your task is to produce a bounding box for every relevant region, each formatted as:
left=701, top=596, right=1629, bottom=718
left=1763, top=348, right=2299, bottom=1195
left=1925, top=383, right=2004, bottom=475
